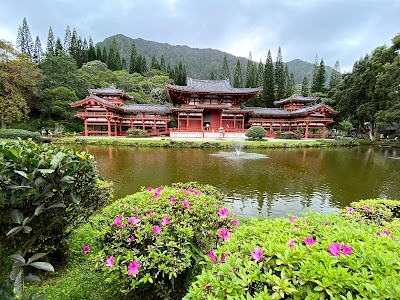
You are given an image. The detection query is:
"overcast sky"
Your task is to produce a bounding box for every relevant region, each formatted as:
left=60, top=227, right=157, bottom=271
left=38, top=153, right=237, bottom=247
left=1, top=0, right=398, bottom=71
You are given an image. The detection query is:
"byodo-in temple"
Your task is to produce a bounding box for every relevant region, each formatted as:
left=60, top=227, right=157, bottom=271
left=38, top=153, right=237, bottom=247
left=71, top=78, right=338, bottom=138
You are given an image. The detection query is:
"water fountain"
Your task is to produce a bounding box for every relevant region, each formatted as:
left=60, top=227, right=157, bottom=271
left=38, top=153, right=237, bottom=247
left=233, top=143, right=242, bottom=156
left=210, top=142, right=268, bottom=160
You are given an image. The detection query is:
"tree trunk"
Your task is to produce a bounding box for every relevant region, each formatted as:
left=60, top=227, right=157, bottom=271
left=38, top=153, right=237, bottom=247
left=369, top=120, right=377, bottom=141
left=1, top=116, right=5, bottom=129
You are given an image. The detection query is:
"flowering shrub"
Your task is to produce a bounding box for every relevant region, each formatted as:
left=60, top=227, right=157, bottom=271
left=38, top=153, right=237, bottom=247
left=185, top=212, right=400, bottom=299
left=340, top=199, right=400, bottom=225
left=91, top=183, right=237, bottom=299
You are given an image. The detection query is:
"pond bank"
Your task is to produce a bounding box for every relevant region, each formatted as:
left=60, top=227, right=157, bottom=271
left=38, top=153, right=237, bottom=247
left=52, top=136, right=359, bottom=148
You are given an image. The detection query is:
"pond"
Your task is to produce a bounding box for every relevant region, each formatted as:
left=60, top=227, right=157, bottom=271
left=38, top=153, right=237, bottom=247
left=74, top=145, right=400, bottom=218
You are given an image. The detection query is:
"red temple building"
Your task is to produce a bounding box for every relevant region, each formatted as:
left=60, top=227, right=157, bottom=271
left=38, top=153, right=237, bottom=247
left=71, top=79, right=337, bottom=138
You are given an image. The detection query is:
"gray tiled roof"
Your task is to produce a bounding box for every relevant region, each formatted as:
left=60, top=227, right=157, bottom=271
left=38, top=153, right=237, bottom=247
left=71, top=95, right=116, bottom=107
left=166, top=78, right=260, bottom=94
left=122, top=104, right=171, bottom=114
left=88, top=86, right=133, bottom=99
left=250, top=107, right=291, bottom=116
left=274, top=95, right=318, bottom=105
left=290, top=103, right=338, bottom=115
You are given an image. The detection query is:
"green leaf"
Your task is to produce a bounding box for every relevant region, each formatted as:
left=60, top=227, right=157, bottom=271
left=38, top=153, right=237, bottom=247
left=50, top=152, right=65, bottom=169
left=25, top=274, right=41, bottom=282
left=60, top=175, right=74, bottom=183
left=47, top=203, right=66, bottom=209
left=10, top=209, right=23, bottom=224
left=38, top=169, right=55, bottom=174
left=9, top=253, right=25, bottom=264
left=13, top=269, right=23, bottom=296
left=22, top=226, right=32, bottom=233
left=27, top=253, right=48, bottom=264
left=6, top=226, right=24, bottom=237
left=34, top=205, right=43, bottom=216
left=14, top=170, right=29, bottom=179
left=30, top=262, right=55, bottom=272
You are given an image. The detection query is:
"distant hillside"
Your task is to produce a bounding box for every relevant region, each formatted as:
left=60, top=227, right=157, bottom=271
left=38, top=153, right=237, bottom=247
left=96, top=34, right=332, bottom=85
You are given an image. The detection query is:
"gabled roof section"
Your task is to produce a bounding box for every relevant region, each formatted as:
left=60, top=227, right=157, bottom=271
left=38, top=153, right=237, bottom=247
left=290, top=103, right=338, bottom=116
left=166, top=77, right=260, bottom=94
left=70, top=95, right=118, bottom=109
left=88, top=86, right=133, bottom=100
left=274, top=95, right=318, bottom=106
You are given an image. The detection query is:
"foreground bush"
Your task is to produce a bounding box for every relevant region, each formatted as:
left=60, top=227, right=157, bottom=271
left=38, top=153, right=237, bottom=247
left=245, top=126, right=266, bottom=140
left=0, top=129, right=41, bottom=141
left=88, top=183, right=238, bottom=299
left=127, top=128, right=148, bottom=137
left=185, top=212, right=400, bottom=299
left=0, top=139, right=112, bottom=294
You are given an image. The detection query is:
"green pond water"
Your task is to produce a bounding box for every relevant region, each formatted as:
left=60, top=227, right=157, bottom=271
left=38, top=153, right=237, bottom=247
left=74, top=145, right=400, bottom=218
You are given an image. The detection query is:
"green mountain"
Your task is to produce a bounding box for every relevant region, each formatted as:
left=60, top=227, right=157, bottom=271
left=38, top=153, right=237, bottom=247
left=96, top=34, right=332, bottom=85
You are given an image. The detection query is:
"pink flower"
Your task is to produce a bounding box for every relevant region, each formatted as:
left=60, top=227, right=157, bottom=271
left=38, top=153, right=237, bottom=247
left=180, top=188, right=187, bottom=194
left=363, top=205, right=371, bottom=212
left=324, top=222, right=329, bottom=226
left=119, top=204, right=124, bottom=209
left=146, top=211, right=152, bottom=216
left=382, top=230, right=390, bottom=236
left=289, top=216, right=297, bottom=223
left=376, top=231, right=381, bottom=236
left=114, top=215, right=123, bottom=227
left=218, top=228, right=231, bottom=240
left=161, top=216, right=169, bottom=226
left=342, top=244, right=353, bottom=255
left=153, top=192, right=160, bottom=198
left=132, top=207, right=137, bottom=211
left=208, top=250, right=217, bottom=263
left=105, top=256, right=114, bottom=268
left=129, top=216, right=140, bottom=225
left=83, top=245, right=90, bottom=254
left=169, top=196, right=176, bottom=205
left=146, top=187, right=153, bottom=192
left=232, top=219, right=239, bottom=226
left=288, top=238, right=296, bottom=248
left=250, top=247, right=263, bottom=262
left=194, top=191, right=200, bottom=196
left=128, top=260, right=140, bottom=276
left=183, top=199, right=189, bottom=208
left=218, top=208, right=230, bottom=218
left=293, top=225, right=301, bottom=230
left=152, top=225, right=162, bottom=234
left=303, top=237, right=317, bottom=245
left=328, top=242, right=341, bottom=256
left=129, top=236, right=135, bottom=241
left=220, top=253, right=226, bottom=263
left=347, top=207, right=354, bottom=214
left=205, top=282, right=210, bottom=290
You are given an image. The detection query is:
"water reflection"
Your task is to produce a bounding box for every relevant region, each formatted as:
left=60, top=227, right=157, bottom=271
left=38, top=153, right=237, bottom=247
left=71, top=145, right=400, bottom=218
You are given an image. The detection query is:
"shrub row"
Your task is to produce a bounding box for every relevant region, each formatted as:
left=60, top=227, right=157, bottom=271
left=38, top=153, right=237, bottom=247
left=0, top=129, right=41, bottom=141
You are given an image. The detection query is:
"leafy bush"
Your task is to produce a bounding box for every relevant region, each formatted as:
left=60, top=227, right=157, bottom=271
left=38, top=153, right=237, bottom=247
left=0, top=129, right=41, bottom=141
left=245, top=126, right=266, bottom=140
left=185, top=212, right=400, bottom=299
left=127, top=128, right=148, bottom=137
left=340, top=199, right=400, bottom=226
left=89, top=183, right=238, bottom=299
left=0, top=140, right=112, bottom=284
left=275, top=131, right=303, bottom=139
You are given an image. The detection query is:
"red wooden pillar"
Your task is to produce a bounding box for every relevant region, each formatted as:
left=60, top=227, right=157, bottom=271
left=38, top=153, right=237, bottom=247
left=186, top=113, right=189, bottom=129
left=142, top=114, right=145, bottom=131
left=114, top=121, right=117, bottom=136
left=322, top=124, right=326, bottom=138
left=107, top=119, right=111, bottom=136
left=305, top=121, right=309, bottom=138
left=233, top=115, right=237, bottom=131
left=84, top=119, right=88, bottom=136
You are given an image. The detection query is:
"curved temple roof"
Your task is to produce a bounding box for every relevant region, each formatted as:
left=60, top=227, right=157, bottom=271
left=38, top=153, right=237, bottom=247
left=274, top=95, right=318, bottom=106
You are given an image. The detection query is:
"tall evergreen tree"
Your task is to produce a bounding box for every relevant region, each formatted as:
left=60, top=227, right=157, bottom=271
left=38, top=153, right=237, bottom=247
left=275, top=46, right=285, bottom=100
left=82, top=38, right=89, bottom=64
left=129, top=42, right=138, bottom=74
left=284, top=65, right=290, bottom=97
left=329, top=60, right=342, bottom=90
left=115, top=51, right=122, bottom=70
left=141, top=55, right=147, bottom=73
left=160, top=54, right=166, bottom=72
left=245, top=52, right=256, bottom=88
left=55, top=37, right=63, bottom=56
left=263, top=49, right=275, bottom=107
left=135, top=55, right=142, bottom=73
left=33, top=36, right=43, bottom=64
left=63, top=25, right=72, bottom=52
left=46, top=26, right=55, bottom=55
left=301, top=75, right=309, bottom=96
left=75, top=37, right=83, bottom=67
left=151, top=55, right=159, bottom=70
left=257, top=59, right=264, bottom=87
left=96, top=45, right=102, bottom=61
left=314, top=58, right=326, bottom=92
left=221, top=54, right=231, bottom=81
left=311, top=54, right=319, bottom=93
left=69, top=29, right=78, bottom=57
left=233, top=59, right=243, bottom=88
left=210, top=71, right=215, bottom=80
left=101, top=46, right=108, bottom=63
left=121, top=58, right=127, bottom=71
left=17, top=18, right=34, bottom=59
left=288, top=73, right=295, bottom=97
left=88, top=37, right=96, bottom=62
left=107, top=39, right=119, bottom=70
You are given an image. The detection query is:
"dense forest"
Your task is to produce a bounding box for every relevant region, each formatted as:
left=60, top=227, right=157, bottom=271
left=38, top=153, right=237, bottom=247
left=1, top=18, right=399, bottom=140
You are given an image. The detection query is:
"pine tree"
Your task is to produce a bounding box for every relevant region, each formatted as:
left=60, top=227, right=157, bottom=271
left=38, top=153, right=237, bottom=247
left=221, top=54, right=231, bottom=81
left=311, top=54, right=319, bottom=93
left=177, top=62, right=184, bottom=85
left=129, top=43, right=138, bottom=74
left=76, top=37, right=83, bottom=67
left=245, top=52, right=256, bottom=88
left=82, top=38, right=89, bottom=64
left=107, top=39, right=119, bottom=70
left=288, top=73, right=295, bottom=97
left=233, top=60, right=242, bottom=88
left=46, top=26, right=55, bottom=55
left=17, top=18, right=34, bottom=59
left=329, top=60, right=342, bottom=89
left=64, top=25, right=72, bottom=52
left=96, top=45, right=102, bottom=61
left=275, top=46, right=285, bottom=100
left=284, top=65, right=290, bottom=97
left=115, top=51, right=122, bottom=70
left=55, top=37, right=63, bottom=56
left=102, top=46, right=108, bottom=63
left=16, top=26, right=23, bottom=52
left=33, top=36, right=43, bottom=64
left=151, top=55, right=159, bottom=70
left=301, top=75, right=309, bottom=96
left=314, top=58, right=326, bottom=92
left=88, top=37, right=96, bottom=62
left=141, top=55, right=147, bottom=73
left=135, top=55, right=142, bottom=73
left=121, top=58, right=127, bottom=71
left=160, top=54, right=166, bottom=72
left=182, top=65, right=187, bottom=85
left=210, top=71, right=215, bottom=80
left=69, top=29, right=78, bottom=57
left=263, top=49, right=275, bottom=107
left=257, top=59, right=264, bottom=87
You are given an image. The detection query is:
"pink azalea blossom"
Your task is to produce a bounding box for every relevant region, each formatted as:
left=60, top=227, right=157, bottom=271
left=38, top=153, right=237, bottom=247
left=208, top=250, right=217, bottom=263
left=232, top=219, right=239, bottom=226
left=114, top=215, right=123, bottom=227
left=324, top=222, right=329, bottom=226
left=218, top=208, right=230, bottom=218
left=205, top=282, right=210, bottom=290
left=382, top=230, right=390, bottom=236
left=327, top=242, right=341, bottom=256
left=194, top=191, right=200, bottom=196
left=105, top=256, right=114, bottom=268
left=250, top=247, right=263, bottom=262
left=129, top=216, right=140, bottom=225
left=129, top=236, right=135, bottom=241
left=153, top=192, right=160, bottom=198
left=146, top=187, right=153, bottom=192
left=293, top=225, right=301, bottom=230
left=347, top=207, right=354, bottom=214
left=288, top=238, right=296, bottom=248
left=220, top=253, right=226, bottom=263
left=146, top=211, right=152, bottom=216
left=376, top=231, right=381, bottom=236
left=342, top=244, right=353, bottom=255
left=180, top=188, right=188, bottom=194
left=132, top=207, right=137, bottom=211
left=128, top=260, right=140, bottom=276
left=152, top=225, right=162, bottom=234
left=122, top=224, right=127, bottom=228
left=169, top=196, right=176, bottom=205
left=289, top=216, right=297, bottom=223
left=303, top=237, right=317, bottom=245
left=155, top=186, right=162, bottom=193
left=363, top=205, right=371, bottom=212
left=218, top=228, right=231, bottom=240
left=83, top=245, right=90, bottom=254
left=161, top=216, right=170, bottom=226
left=183, top=199, right=189, bottom=208
left=119, top=204, right=125, bottom=209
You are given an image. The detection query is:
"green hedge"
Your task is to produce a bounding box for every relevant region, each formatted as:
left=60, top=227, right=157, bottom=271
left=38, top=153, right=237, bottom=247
left=185, top=212, right=400, bottom=299
left=0, top=129, right=41, bottom=141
